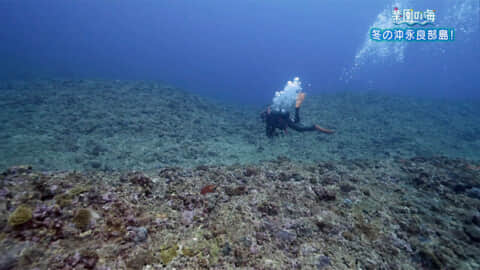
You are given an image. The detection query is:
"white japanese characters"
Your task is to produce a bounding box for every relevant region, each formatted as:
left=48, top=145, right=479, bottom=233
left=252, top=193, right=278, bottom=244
left=392, top=8, right=436, bottom=25
left=371, top=28, right=454, bottom=41
left=372, top=7, right=454, bottom=42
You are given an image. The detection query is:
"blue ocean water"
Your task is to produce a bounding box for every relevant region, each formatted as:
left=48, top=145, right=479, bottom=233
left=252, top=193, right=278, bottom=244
left=1, top=0, right=478, bottom=104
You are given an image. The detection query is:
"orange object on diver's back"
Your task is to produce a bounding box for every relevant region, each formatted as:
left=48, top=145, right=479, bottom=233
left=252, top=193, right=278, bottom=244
left=200, top=184, right=216, bottom=195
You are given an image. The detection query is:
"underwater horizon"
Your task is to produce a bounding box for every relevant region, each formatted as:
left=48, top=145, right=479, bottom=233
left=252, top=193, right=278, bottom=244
left=1, top=1, right=480, bottom=269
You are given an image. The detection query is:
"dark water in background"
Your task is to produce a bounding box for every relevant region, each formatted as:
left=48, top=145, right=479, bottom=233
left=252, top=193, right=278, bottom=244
left=1, top=0, right=479, bottom=104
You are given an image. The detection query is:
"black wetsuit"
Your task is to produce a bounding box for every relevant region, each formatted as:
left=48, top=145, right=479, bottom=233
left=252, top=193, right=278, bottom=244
left=265, top=108, right=316, bottom=138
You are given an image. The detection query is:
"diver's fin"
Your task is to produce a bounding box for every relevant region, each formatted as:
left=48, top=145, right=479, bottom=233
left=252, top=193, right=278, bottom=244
left=315, top=124, right=335, bottom=134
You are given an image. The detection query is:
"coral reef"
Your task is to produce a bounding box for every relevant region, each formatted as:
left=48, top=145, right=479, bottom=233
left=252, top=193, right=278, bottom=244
left=0, top=79, right=479, bottom=172
left=0, top=156, right=478, bottom=269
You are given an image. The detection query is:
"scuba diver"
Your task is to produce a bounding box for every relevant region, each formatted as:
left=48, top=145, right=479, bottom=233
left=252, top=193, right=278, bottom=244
left=261, top=93, right=335, bottom=138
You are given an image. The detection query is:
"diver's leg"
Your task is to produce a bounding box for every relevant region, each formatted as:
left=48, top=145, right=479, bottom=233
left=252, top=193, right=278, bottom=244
left=266, top=125, right=275, bottom=138
left=287, top=121, right=316, bottom=132
left=288, top=120, right=335, bottom=134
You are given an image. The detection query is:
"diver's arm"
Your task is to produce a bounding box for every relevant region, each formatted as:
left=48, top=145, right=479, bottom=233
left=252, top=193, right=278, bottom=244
left=296, top=93, right=305, bottom=108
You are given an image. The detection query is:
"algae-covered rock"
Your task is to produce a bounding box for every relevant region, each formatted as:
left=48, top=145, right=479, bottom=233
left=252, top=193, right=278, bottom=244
left=181, top=247, right=198, bottom=257
left=55, top=185, right=91, bottom=208
left=69, top=185, right=91, bottom=196
left=55, top=193, right=72, bottom=208
left=126, top=250, right=155, bottom=270
left=18, top=246, right=44, bottom=268
left=73, top=208, right=92, bottom=230
left=160, top=245, right=178, bottom=264
left=8, top=205, right=32, bottom=227
left=208, top=240, right=221, bottom=264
